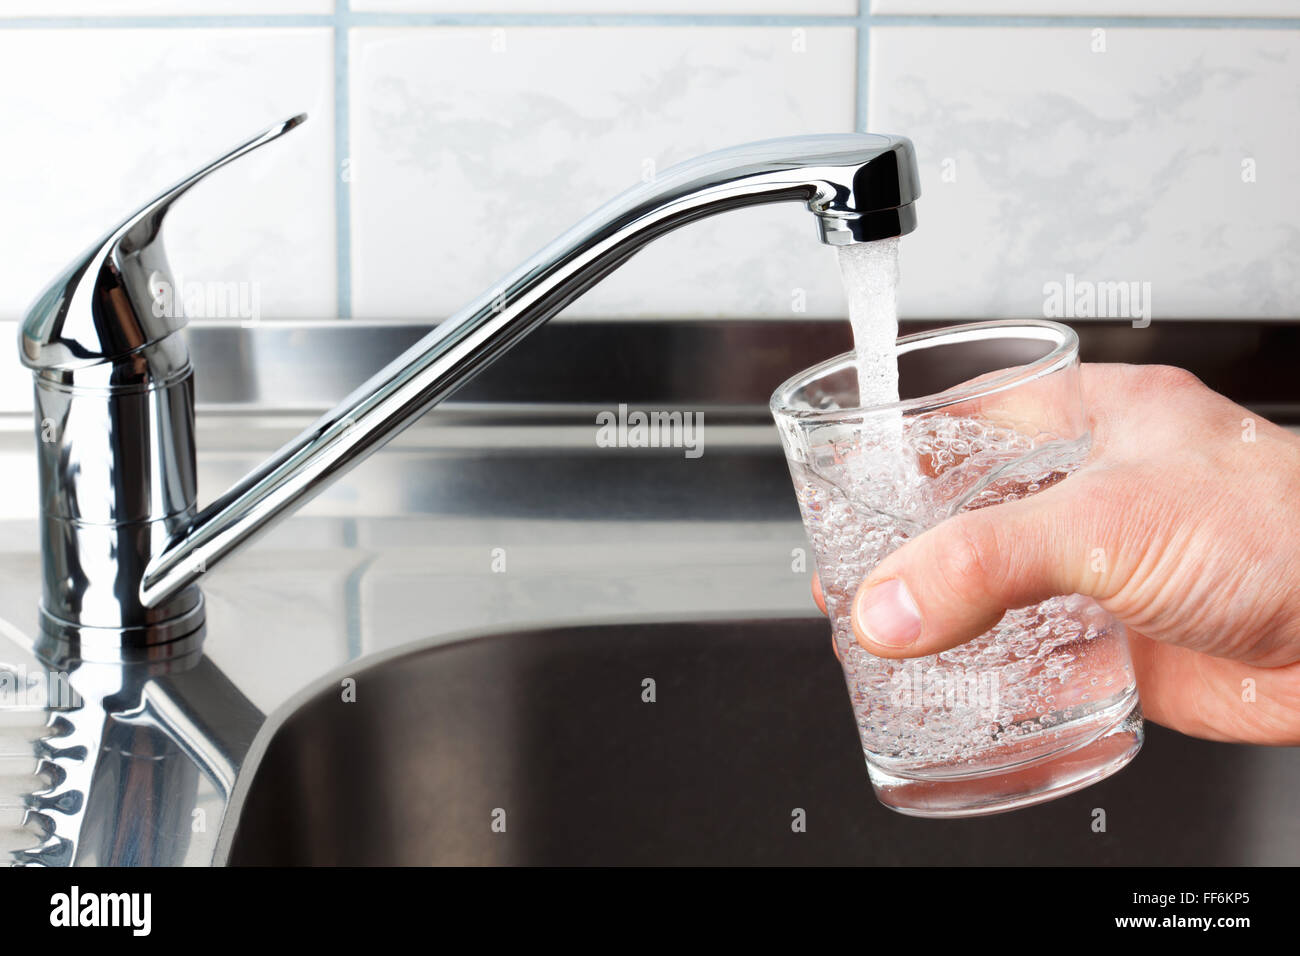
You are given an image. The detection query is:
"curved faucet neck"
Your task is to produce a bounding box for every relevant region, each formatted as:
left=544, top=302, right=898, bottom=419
left=23, top=129, right=919, bottom=662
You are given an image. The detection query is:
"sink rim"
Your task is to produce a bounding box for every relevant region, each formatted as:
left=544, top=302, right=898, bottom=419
left=213, top=607, right=826, bottom=865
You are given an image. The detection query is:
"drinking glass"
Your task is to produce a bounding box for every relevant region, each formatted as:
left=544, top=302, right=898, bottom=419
left=771, top=319, right=1142, bottom=817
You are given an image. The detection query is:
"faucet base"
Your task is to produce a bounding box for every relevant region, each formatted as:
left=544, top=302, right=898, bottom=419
left=34, top=597, right=207, bottom=667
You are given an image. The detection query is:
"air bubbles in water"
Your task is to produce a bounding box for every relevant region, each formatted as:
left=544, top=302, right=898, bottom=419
left=837, top=237, right=901, bottom=410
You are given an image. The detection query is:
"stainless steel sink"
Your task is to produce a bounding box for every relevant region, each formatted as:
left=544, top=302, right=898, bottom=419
left=3, top=319, right=1297, bottom=866
left=227, top=617, right=1300, bottom=866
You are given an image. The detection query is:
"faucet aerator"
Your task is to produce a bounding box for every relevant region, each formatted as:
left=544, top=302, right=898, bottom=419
left=815, top=203, right=919, bottom=246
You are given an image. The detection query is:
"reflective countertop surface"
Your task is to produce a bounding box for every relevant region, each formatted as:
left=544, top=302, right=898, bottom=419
left=0, top=402, right=816, bottom=864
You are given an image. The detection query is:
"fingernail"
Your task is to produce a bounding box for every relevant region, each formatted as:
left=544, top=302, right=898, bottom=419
left=854, top=579, right=922, bottom=648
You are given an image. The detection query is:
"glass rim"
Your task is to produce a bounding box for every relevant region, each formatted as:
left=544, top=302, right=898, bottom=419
left=769, top=319, right=1079, bottom=424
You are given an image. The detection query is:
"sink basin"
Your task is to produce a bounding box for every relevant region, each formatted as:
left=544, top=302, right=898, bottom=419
left=226, top=618, right=1300, bottom=865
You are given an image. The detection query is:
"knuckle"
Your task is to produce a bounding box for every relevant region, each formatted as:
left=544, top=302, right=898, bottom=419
left=1139, top=364, right=1203, bottom=393
left=932, top=517, right=1001, bottom=600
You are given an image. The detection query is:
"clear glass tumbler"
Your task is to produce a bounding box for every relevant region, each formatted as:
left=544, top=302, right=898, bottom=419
left=771, top=319, right=1142, bottom=817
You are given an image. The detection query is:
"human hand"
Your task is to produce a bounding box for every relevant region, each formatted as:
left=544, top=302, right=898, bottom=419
left=813, top=364, right=1300, bottom=745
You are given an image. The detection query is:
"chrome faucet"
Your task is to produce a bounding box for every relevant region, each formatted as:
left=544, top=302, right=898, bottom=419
left=20, top=114, right=919, bottom=665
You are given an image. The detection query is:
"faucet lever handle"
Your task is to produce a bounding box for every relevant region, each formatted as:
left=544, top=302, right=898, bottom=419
left=117, top=113, right=307, bottom=259
left=20, top=113, right=307, bottom=374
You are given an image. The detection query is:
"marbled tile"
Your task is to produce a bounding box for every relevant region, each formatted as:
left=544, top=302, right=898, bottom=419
left=872, top=1, right=1299, bottom=17
left=869, top=26, right=1300, bottom=319
left=349, top=25, right=858, bottom=320
left=352, top=1, right=856, bottom=14
left=0, top=28, right=336, bottom=322
left=1, top=1, right=333, bottom=15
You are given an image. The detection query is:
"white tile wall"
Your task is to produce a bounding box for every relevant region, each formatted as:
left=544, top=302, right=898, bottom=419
left=0, top=1, right=334, bottom=15
left=872, top=1, right=1297, bottom=16
left=0, top=1, right=333, bottom=15
left=0, top=27, right=336, bottom=324
left=1, top=8, right=1297, bottom=324
left=348, top=26, right=857, bottom=320
left=870, top=26, right=1300, bottom=319
left=353, top=1, right=855, bottom=11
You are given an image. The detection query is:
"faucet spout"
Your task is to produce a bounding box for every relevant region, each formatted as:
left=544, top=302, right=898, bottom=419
left=22, top=125, right=918, bottom=655
left=141, top=133, right=918, bottom=610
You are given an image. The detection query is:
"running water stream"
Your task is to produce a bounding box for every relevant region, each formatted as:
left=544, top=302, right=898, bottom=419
left=837, top=237, right=901, bottom=410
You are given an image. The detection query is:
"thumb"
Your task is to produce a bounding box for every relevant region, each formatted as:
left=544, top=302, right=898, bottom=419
left=851, top=481, right=1110, bottom=658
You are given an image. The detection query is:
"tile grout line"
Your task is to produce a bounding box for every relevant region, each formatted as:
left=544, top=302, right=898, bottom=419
left=0, top=14, right=1297, bottom=29
left=857, top=7, right=871, bottom=133
left=335, top=0, right=352, bottom=319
